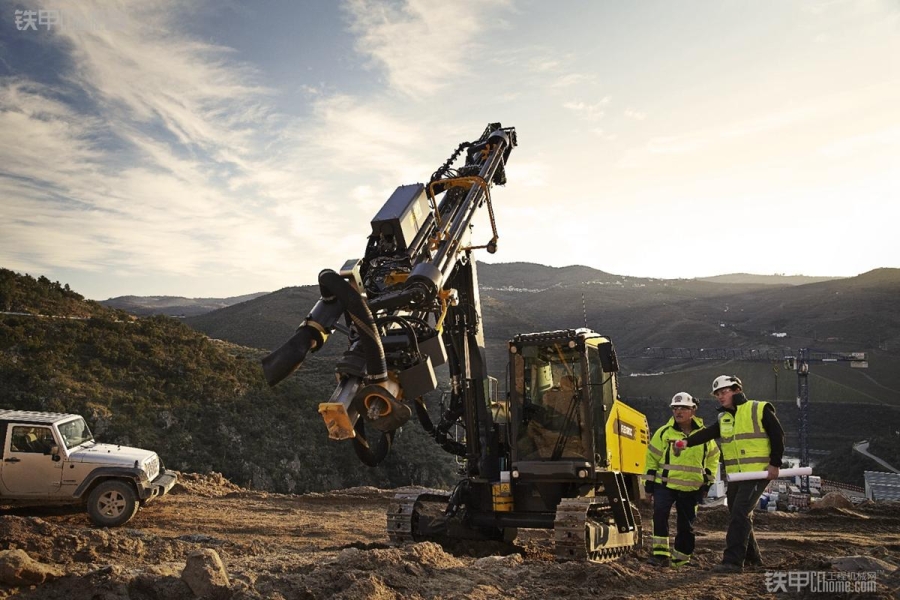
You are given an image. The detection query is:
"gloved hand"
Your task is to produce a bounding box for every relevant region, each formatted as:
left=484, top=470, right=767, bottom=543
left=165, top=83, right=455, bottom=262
left=644, top=481, right=655, bottom=495
left=673, top=439, right=687, bottom=451
left=698, top=485, right=710, bottom=502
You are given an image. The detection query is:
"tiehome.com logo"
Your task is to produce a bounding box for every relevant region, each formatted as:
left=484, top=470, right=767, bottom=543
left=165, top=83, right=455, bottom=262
left=14, top=8, right=127, bottom=32
left=765, top=571, right=878, bottom=594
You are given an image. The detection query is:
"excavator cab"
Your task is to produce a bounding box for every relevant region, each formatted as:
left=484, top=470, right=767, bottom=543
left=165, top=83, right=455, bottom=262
left=510, top=329, right=626, bottom=471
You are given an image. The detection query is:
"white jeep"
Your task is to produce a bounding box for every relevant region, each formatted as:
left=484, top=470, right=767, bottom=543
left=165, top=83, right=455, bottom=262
left=0, top=410, right=177, bottom=527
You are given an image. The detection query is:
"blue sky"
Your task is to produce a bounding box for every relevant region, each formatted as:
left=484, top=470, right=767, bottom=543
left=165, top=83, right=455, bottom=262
left=1, top=0, right=898, bottom=300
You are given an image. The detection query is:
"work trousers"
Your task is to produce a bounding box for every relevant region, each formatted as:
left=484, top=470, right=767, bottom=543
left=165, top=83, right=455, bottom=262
left=723, top=479, right=766, bottom=566
left=652, top=485, right=700, bottom=560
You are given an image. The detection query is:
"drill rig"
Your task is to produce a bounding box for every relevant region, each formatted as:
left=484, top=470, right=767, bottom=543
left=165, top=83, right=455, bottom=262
left=262, top=123, right=648, bottom=561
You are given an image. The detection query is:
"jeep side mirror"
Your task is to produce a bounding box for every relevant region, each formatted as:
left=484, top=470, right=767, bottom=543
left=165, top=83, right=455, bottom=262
left=49, top=445, right=61, bottom=461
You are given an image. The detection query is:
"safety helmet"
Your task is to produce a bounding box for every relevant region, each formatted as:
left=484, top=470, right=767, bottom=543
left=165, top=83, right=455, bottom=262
left=670, top=392, right=696, bottom=408
left=711, top=375, right=742, bottom=394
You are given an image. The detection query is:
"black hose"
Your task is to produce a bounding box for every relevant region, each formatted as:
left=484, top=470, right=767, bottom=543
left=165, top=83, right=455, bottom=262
left=352, top=418, right=394, bottom=467
left=318, top=269, right=387, bottom=383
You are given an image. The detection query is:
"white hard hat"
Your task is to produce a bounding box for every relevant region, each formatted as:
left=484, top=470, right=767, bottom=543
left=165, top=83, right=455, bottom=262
left=670, top=392, right=696, bottom=408
left=712, top=375, right=743, bottom=394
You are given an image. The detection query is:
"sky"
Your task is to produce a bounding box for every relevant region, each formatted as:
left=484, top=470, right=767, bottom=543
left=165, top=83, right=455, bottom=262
left=1, top=0, right=898, bottom=300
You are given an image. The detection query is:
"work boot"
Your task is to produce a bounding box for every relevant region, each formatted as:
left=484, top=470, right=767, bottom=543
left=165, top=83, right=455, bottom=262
left=744, top=557, right=765, bottom=569
left=646, top=555, right=668, bottom=567
left=711, top=562, right=743, bottom=574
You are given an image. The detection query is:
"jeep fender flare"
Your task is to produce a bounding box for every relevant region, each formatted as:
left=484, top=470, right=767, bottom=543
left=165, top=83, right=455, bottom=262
left=73, top=467, right=145, bottom=500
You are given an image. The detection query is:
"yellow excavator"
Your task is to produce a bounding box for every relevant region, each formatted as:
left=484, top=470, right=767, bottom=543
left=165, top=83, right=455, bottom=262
left=262, top=123, right=649, bottom=561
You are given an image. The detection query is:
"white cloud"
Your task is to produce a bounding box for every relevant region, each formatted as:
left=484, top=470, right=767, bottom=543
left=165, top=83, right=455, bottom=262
left=343, top=0, right=513, bottom=98
left=562, top=97, right=609, bottom=122
left=624, top=107, right=646, bottom=120
left=549, top=73, right=595, bottom=88
left=0, top=0, right=404, bottom=292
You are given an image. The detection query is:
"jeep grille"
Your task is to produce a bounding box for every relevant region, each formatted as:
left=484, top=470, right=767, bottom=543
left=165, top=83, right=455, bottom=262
left=145, top=456, right=160, bottom=481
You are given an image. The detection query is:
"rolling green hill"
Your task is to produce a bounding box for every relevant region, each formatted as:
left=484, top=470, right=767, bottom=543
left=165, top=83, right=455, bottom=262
left=0, top=269, right=457, bottom=493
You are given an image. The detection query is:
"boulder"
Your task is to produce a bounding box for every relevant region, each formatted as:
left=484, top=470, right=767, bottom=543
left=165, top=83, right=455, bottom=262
left=0, top=548, right=64, bottom=586
left=181, top=548, right=230, bottom=597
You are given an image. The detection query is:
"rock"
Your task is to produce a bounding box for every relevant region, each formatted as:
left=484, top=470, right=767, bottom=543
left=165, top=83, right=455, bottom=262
left=474, top=554, right=523, bottom=568
left=827, top=555, right=897, bottom=573
left=181, top=548, right=230, bottom=597
left=0, top=548, right=64, bottom=586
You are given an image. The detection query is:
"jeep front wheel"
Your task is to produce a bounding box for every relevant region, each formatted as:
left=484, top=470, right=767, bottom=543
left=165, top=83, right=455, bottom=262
left=87, top=480, right=139, bottom=527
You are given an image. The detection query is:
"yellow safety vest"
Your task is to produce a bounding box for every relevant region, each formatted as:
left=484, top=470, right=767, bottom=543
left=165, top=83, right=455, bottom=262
left=644, top=417, right=719, bottom=492
left=719, top=400, right=772, bottom=473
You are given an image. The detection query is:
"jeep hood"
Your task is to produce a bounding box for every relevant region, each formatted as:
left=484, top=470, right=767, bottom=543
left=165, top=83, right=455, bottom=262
left=69, top=443, right=156, bottom=467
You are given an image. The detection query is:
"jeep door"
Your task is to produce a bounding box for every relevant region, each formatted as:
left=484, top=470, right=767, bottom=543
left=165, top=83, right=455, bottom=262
left=1, top=425, right=63, bottom=495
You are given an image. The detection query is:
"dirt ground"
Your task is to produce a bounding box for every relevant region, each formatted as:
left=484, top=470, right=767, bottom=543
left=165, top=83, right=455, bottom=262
left=1, top=473, right=898, bottom=599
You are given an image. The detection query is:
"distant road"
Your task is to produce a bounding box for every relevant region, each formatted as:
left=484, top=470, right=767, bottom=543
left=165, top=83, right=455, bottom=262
left=1, top=311, right=88, bottom=319
left=853, top=440, right=900, bottom=473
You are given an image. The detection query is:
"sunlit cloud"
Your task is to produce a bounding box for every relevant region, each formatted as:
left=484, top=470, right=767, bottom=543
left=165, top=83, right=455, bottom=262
left=550, top=73, right=595, bottom=88
left=562, top=97, right=609, bottom=122
left=624, top=108, right=646, bottom=120
left=342, top=0, right=514, bottom=98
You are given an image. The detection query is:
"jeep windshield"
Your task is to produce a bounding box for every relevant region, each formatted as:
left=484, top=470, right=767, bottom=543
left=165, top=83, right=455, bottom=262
left=58, top=417, right=95, bottom=449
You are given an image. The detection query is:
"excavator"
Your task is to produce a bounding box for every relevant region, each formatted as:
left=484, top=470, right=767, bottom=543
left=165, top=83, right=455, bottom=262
left=262, top=123, right=649, bottom=562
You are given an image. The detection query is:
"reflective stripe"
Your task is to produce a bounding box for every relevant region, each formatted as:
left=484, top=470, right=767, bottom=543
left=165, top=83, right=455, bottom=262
left=671, top=549, right=691, bottom=561
left=723, top=454, right=769, bottom=466
left=652, top=536, right=669, bottom=550
left=732, top=432, right=767, bottom=440
left=660, top=477, right=702, bottom=488
left=648, top=445, right=664, bottom=457
left=660, top=463, right=704, bottom=474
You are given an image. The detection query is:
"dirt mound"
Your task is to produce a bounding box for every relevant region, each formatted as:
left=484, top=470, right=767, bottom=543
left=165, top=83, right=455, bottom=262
left=172, top=471, right=242, bottom=497
left=812, top=491, right=855, bottom=510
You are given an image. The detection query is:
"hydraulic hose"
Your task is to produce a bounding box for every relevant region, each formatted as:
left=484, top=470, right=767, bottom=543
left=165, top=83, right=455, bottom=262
left=317, top=269, right=388, bottom=383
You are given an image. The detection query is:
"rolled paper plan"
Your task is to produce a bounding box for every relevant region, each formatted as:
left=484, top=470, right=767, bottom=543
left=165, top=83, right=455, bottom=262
left=726, top=467, right=812, bottom=482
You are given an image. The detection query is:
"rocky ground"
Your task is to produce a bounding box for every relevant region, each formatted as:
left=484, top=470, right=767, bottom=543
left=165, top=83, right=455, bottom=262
left=1, top=473, right=898, bottom=599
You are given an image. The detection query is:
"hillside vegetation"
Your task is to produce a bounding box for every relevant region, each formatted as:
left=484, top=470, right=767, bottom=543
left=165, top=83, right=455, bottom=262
left=0, top=269, right=457, bottom=493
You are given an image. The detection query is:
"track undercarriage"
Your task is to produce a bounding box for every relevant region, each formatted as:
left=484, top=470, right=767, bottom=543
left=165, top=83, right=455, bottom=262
left=387, top=489, right=642, bottom=563
left=553, top=497, right=642, bottom=562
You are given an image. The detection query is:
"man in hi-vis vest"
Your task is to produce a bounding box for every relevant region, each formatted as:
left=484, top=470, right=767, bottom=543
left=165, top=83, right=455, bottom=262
left=676, top=375, right=785, bottom=573
left=644, top=392, right=719, bottom=568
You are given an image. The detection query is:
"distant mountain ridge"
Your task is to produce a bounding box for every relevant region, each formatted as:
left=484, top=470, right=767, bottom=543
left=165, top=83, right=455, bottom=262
left=697, top=273, right=844, bottom=285
left=99, top=264, right=842, bottom=319
left=100, top=292, right=268, bottom=317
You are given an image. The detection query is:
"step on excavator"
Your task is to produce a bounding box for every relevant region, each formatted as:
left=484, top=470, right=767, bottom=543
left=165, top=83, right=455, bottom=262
left=262, top=123, right=649, bottom=562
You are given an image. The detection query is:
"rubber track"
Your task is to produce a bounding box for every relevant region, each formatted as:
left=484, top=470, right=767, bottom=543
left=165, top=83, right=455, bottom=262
left=386, top=489, right=451, bottom=544
left=554, top=497, right=642, bottom=563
